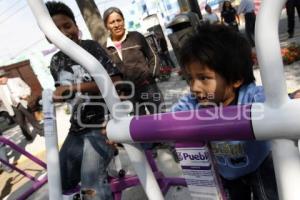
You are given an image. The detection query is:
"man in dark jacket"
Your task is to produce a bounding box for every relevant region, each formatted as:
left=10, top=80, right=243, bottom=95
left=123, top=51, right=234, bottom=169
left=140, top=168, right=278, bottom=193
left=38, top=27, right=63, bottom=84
left=286, top=0, right=300, bottom=38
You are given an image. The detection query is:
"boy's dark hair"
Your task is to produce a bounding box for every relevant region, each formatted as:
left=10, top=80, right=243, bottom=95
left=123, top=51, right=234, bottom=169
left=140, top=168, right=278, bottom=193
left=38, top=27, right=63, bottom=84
left=205, top=4, right=211, bottom=10
left=45, top=1, right=76, bottom=25
left=180, top=24, right=255, bottom=86
left=103, top=7, right=124, bottom=27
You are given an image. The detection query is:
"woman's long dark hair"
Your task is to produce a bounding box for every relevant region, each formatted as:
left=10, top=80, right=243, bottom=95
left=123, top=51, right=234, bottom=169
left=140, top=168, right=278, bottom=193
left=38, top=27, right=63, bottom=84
left=222, top=1, right=233, bottom=11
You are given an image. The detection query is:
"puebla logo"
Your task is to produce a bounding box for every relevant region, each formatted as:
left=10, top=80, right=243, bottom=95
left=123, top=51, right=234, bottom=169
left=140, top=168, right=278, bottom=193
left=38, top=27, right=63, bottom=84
left=177, top=151, right=209, bottom=161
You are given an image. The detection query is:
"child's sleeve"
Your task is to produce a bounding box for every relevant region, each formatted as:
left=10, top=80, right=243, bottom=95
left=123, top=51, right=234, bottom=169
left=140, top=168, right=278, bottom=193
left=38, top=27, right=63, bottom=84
left=171, top=94, right=197, bottom=112
left=252, top=86, right=266, bottom=103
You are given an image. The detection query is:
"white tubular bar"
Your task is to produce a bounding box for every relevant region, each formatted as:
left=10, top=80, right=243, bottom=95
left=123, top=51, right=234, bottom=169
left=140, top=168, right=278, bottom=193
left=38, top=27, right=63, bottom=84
left=255, top=0, right=288, bottom=106
left=108, top=118, right=164, bottom=199
left=27, top=1, right=163, bottom=199
left=272, top=139, right=300, bottom=200
left=252, top=100, right=300, bottom=140
left=254, top=0, right=300, bottom=200
left=42, top=89, right=62, bottom=200
left=107, top=117, right=133, bottom=142
left=122, top=143, right=165, bottom=200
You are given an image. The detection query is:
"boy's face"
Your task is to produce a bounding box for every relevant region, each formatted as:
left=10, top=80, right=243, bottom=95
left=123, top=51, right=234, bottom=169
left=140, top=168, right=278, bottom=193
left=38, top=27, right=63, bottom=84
left=205, top=6, right=212, bottom=13
left=52, top=14, right=79, bottom=44
left=186, top=61, right=242, bottom=107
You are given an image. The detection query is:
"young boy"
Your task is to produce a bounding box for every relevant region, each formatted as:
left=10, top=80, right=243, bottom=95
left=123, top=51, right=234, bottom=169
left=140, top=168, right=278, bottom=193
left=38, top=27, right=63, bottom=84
left=204, top=4, right=220, bottom=25
left=45, top=1, right=122, bottom=199
left=172, top=24, right=279, bottom=200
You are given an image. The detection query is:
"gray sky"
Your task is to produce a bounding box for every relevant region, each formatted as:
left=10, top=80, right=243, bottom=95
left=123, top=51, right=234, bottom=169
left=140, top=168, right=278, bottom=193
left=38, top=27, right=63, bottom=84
left=0, top=0, right=132, bottom=63
left=0, top=0, right=134, bottom=88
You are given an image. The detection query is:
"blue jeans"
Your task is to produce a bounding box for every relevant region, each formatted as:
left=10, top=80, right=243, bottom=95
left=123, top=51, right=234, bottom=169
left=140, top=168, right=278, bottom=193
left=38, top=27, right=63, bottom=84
left=59, top=128, right=114, bottom=200
left=221, top=154, right=278, bottom=200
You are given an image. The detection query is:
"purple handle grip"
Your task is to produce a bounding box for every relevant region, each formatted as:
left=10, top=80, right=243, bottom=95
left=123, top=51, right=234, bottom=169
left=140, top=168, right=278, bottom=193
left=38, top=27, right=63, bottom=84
left=130, top=105, right=255, bottom=142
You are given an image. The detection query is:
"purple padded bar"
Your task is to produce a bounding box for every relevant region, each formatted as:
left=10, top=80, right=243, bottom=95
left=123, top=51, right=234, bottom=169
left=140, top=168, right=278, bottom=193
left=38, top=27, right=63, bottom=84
left=130, top=105, right=254, bottom=142
left=17, top=176, right=48, bottom=200
left=0, top=137, right=47, bottom=168
left=0, top=136, right=48, bottom=200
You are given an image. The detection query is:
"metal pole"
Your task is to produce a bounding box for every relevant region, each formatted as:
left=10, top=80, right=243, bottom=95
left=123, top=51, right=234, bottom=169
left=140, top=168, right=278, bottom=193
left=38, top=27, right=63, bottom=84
left=42, top=89, right=62, bottom=200
left=255, top=0, right=300, bottom=199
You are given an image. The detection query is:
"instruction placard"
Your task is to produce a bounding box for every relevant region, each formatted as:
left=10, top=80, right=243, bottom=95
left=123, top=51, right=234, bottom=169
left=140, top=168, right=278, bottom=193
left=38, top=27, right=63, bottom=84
left=176, top=144, right=226, bottom=200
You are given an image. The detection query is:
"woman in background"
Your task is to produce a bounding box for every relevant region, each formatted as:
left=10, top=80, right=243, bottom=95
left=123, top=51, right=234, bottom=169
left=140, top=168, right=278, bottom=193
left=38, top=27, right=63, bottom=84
left=103, top=7, right=164, bottom=115
left=221, top=1, right=240, bottom=31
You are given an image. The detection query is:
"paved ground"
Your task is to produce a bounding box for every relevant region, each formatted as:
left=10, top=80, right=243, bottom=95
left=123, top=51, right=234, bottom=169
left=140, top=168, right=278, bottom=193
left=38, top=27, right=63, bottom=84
left=2, top=10, right=300, bottom=200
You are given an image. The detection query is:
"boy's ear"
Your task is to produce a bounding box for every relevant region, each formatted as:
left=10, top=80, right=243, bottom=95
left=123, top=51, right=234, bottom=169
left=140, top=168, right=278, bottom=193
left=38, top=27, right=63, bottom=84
left=233, top=80, right=243, bottom=88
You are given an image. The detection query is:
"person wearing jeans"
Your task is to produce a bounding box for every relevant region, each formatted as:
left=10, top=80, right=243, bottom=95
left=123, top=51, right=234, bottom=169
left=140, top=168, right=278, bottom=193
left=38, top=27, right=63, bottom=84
left=12, top=104, right=43, bottom=140
left=0, top=142, right=13, bottom=173
left=286, top=0, right=300, bottom=38
left=0, top=69, right=43, bottom=141
left=46, top=2, right=123, bottom=199
left=238, top=0, right=256, bottom=46
left=59, top=129, right=114, bottom=199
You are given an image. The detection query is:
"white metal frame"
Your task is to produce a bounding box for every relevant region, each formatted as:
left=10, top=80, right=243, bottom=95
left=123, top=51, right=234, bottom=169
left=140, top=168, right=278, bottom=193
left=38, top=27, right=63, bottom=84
left=27, top=0, right=300, bottom=199
left=254, top=0, right=300, bottom=199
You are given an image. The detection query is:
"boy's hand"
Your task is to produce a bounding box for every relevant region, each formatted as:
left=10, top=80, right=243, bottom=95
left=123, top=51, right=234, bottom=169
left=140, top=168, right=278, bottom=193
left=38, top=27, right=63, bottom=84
left=53, top=85, right=74, bottom=102
left=290, top=89, right=300, bottom=99
left=100, top=121, right=117, bottom=147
